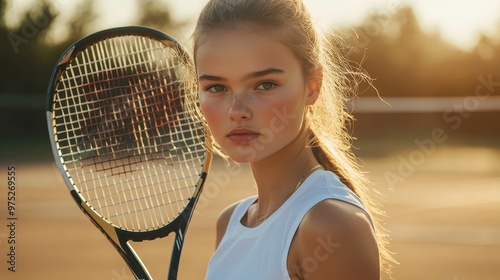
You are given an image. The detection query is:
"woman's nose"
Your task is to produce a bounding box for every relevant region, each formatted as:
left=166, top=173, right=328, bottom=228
left=228, top=92, right=252, bottom=122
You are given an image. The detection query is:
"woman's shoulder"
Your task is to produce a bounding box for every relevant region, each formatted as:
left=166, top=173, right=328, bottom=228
left=214, top=201, right=239, bottom=247
left=300, top=199, right=374, bottom=240
left=289, top=199, right=380, bottom=279
left=214, top=197, right=255, bottom=247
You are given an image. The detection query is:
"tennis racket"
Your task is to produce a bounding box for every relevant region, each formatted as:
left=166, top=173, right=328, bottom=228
left=46, top=26, right=211, bottom=280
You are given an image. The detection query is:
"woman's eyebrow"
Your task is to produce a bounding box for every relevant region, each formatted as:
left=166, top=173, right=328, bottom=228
left=198, top=74, right=227, bottom=82
left=242, top=68, right=284, bottom=81
left=198, top=68, right=285, bottom=82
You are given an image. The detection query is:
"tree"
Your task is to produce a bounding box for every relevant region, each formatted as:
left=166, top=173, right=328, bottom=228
left=136, top=0, right=189, bottom=38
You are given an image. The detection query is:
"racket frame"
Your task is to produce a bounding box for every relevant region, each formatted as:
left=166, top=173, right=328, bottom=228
left=46, top=26, right=211, bottom=280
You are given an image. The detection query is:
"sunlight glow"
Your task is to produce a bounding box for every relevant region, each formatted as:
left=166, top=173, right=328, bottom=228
left=412, top=0, right=500, bottom=49
left=5, top=0, right=500, bottom=50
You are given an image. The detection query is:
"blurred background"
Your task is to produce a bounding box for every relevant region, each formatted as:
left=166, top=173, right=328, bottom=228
left=0, top=0, right=499, bottom=279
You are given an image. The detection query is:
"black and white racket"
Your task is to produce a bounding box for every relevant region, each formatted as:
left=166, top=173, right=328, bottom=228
left=46, top=26, right=211, bottom=280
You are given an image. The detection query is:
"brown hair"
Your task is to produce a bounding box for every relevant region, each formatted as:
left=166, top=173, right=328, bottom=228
left=192, top=0, right=395, bottom=274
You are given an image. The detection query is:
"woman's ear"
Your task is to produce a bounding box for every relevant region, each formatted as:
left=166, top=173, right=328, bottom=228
left=305, top=66, right=323, bottom=105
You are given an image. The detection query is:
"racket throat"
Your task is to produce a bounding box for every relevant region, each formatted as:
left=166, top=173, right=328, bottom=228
left=121, top=241, right=152, bottom=280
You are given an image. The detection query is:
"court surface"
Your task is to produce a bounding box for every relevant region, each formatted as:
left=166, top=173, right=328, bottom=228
left=0, top=146, right=499, bottom=279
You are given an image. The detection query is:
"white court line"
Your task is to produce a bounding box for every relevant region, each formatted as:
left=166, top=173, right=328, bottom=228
left=349, top=96, right=500, bottom=113
left=388, top=224, right=500, bottom=246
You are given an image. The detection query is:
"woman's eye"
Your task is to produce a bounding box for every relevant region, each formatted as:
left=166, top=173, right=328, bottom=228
left=256, top=82, right=277, bottom=90
left=207, top=85, right=226, bottom=92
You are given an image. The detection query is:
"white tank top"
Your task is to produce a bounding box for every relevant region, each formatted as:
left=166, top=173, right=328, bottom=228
left=204, top=170, right=371, bottom=280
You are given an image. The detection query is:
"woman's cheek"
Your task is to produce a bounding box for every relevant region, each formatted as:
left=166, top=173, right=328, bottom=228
left=200, top=99, right=225, bottom=140
left=262, top=95, right=302, bottom=134
left=200, top=95, right=217, bottom=122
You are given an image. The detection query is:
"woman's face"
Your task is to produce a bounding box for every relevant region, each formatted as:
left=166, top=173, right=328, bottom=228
left=196, top=25, right=317, bottom=163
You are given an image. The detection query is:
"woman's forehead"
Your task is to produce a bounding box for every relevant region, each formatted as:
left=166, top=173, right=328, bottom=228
left=195, top=26, right=301, bottom=75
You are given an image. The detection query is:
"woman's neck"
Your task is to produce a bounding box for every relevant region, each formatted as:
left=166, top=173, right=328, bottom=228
left=249, top=130, right=320, bottom=216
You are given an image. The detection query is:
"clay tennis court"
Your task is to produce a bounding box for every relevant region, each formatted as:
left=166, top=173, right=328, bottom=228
left=0, top=145, right=499, bottom=280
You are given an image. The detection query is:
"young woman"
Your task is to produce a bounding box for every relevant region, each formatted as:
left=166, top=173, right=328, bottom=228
left=190, top=0, right=394, bottom=279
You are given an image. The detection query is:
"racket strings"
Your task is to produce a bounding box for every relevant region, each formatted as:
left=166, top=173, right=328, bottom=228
left=52, top=35, right=204, bottom=231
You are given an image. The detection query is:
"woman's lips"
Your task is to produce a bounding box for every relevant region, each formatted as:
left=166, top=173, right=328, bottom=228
left=226, top=128, right=260, bottom=144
